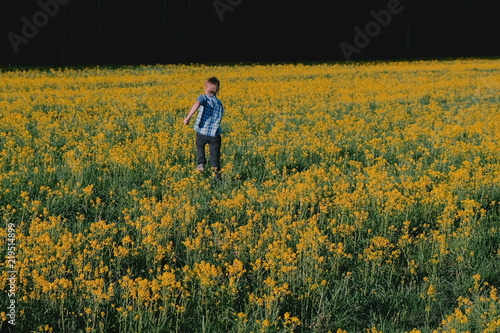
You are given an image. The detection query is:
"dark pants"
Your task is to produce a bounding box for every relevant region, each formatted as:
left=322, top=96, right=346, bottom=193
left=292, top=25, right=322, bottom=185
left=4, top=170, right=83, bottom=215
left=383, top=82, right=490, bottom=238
left=196, top=132, right=221, bottom=175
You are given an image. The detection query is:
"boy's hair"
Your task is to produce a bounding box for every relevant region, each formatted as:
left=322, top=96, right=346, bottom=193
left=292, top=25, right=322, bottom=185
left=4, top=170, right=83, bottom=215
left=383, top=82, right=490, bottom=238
left=205, top=77, right=220, bottom=96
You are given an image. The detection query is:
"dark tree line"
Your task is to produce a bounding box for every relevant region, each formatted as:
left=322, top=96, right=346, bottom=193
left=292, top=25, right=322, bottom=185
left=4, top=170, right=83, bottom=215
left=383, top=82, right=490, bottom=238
left=1, top=0, right=498, bottom=66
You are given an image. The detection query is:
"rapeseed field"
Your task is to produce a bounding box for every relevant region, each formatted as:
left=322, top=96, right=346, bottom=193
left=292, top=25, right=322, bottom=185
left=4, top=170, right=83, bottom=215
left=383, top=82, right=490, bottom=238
left=1, top=59, right=499, bottom=332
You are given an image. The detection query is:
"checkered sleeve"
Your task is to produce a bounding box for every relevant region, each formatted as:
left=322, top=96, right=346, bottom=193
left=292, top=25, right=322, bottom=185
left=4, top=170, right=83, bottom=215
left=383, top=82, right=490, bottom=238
left=197, top=95, right=207, bottom=106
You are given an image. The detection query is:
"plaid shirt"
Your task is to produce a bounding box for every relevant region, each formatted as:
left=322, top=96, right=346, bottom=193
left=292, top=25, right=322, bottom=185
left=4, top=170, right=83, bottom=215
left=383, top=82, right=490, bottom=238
left=193, top=94, right=224, bottom=137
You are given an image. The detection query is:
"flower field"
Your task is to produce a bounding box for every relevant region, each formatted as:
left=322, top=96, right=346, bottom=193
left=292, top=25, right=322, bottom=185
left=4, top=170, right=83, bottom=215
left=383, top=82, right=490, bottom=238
left=1, top=59, right=500, bottom=333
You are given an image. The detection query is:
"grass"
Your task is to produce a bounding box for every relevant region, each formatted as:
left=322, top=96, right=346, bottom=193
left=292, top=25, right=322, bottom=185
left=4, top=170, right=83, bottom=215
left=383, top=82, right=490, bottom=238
left=0, top=59, right=499, bottom=332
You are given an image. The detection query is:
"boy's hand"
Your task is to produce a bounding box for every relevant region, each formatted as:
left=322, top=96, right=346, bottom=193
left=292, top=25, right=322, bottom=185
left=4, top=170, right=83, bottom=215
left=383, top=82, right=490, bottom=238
left=183, top=117, right=190, bottom=125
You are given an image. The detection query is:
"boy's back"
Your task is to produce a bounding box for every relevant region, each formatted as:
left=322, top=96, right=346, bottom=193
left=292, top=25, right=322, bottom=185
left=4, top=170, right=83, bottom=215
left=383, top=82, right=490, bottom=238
left=194, top=94, right=224, bottom=137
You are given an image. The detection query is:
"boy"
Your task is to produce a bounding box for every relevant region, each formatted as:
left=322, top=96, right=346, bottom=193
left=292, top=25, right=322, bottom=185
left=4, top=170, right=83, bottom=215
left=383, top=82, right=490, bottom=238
left=183, top=77, right=224, bottom=178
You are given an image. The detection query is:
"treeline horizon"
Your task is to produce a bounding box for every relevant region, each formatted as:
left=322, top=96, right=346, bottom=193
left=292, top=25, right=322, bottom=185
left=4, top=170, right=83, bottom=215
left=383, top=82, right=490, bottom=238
left=1, top=0, right=498, bottom=66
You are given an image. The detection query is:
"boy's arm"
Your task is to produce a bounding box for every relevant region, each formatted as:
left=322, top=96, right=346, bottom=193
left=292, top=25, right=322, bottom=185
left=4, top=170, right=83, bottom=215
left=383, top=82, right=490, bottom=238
left=184, top=100, right=200, bottom=125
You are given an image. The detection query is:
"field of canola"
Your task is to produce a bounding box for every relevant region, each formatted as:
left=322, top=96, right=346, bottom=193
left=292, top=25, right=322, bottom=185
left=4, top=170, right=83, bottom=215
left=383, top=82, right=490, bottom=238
left=1, top=59, right=500, bottom=333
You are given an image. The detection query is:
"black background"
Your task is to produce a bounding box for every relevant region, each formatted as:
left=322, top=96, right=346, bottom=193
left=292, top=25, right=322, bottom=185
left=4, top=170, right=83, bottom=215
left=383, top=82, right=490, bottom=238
left=1, top=0, right=499, bottom=66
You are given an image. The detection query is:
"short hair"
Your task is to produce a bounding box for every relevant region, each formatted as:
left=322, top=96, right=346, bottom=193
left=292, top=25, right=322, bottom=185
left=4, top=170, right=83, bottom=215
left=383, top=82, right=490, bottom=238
left=206, top=77, right=220, bottom=96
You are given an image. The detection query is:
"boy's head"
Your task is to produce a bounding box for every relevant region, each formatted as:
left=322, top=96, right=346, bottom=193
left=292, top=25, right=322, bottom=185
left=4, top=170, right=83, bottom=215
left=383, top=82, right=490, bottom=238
left=205, top=77, right=220, bottom=96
